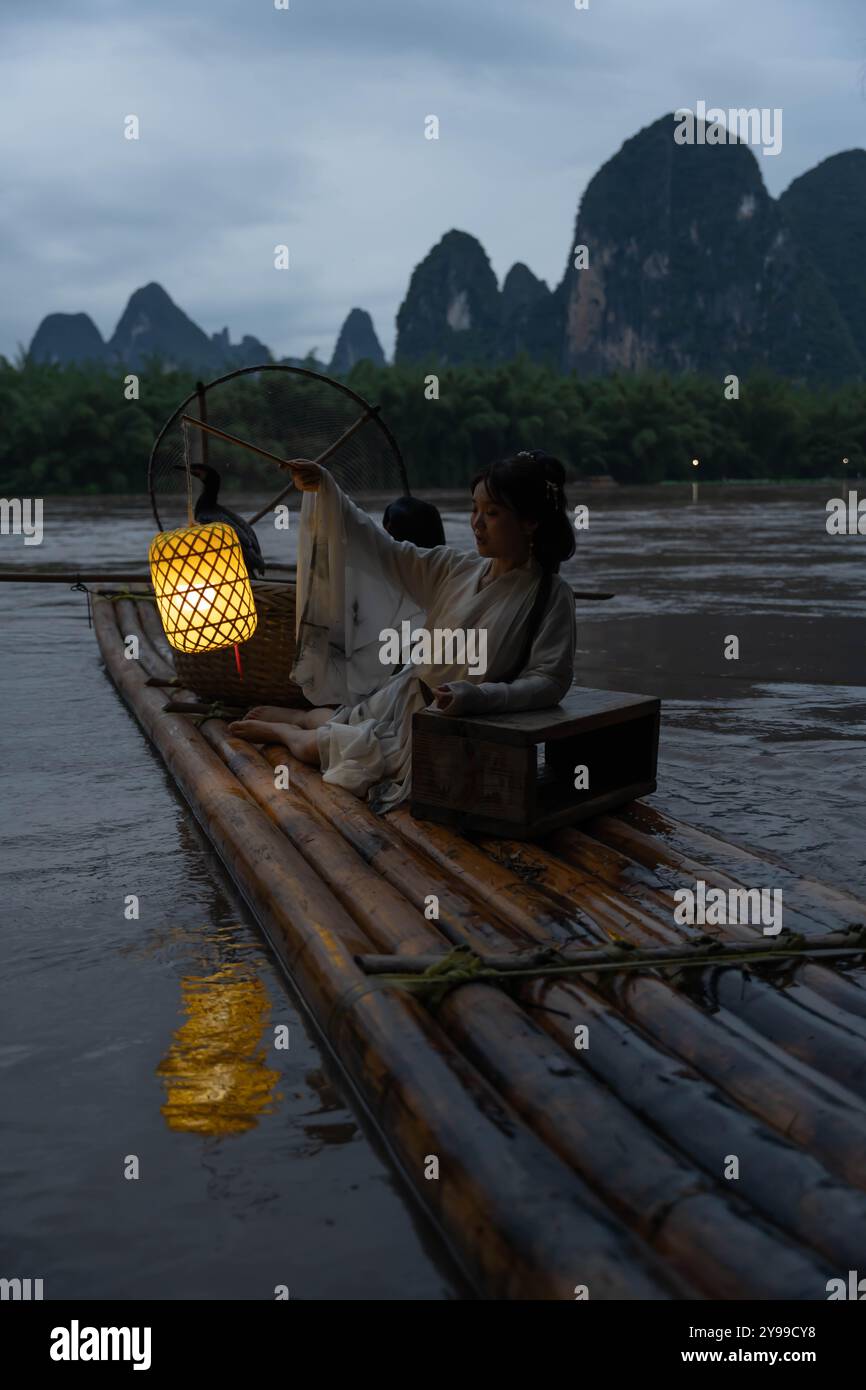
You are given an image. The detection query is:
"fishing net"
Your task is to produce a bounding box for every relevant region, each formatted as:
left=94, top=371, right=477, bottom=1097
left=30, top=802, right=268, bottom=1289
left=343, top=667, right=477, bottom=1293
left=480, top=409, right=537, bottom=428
left=147, top=364, right=409, bottom=539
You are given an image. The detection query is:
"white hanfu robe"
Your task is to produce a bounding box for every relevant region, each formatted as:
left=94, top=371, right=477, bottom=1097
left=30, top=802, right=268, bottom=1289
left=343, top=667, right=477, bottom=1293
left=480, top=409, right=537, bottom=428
left=292, top=471, right=577, bottom=814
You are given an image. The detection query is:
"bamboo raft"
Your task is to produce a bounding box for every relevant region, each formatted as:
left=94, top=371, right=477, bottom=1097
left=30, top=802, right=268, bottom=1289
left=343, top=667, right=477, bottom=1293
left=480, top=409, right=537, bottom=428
left=93, top=589, right=866, bottom=1301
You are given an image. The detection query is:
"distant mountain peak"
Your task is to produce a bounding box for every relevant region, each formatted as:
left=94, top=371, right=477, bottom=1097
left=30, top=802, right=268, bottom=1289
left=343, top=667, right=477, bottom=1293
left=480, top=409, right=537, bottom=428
left=395, top=229, right=501, bottom=365
left=29, top=312, right=107, bottom=366
left=28, top=282, right=272, bottom=373
left=329, top=307, right=385, bottom=375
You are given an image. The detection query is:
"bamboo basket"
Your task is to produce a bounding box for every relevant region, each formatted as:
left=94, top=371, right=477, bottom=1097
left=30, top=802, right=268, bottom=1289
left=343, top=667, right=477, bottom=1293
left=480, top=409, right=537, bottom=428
left=173, top=582, right=306, bottom=707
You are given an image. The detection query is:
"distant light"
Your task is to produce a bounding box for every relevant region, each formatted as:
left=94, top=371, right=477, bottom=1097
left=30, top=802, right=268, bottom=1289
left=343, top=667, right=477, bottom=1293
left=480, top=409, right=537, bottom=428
left=842, top=456, right=849, bottom=465
left=691, top=458, right=700, bottom=468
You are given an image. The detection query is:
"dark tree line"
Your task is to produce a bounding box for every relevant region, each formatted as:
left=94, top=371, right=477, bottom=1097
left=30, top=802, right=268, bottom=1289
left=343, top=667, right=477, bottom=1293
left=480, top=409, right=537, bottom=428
left=1, top=353, right=864, bottom=494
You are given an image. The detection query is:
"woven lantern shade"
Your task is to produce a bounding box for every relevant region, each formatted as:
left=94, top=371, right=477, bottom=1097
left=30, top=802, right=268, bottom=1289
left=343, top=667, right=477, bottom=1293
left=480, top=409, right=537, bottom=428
left=149, top=522, right=257, bottom=653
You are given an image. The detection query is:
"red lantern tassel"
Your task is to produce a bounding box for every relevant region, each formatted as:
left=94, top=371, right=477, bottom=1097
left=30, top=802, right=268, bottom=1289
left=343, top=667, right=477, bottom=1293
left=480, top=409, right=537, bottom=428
left=234, top=643, right=244, bottom=679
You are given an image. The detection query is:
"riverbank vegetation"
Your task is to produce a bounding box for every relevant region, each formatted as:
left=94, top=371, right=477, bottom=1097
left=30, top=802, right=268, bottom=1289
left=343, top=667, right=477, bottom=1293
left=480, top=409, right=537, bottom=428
left=1, top=354, right=864, bottom=493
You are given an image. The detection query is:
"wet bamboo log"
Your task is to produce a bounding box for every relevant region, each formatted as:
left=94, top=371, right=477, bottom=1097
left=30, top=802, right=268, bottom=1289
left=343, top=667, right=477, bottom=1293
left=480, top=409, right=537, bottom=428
left=524, top=977, right=866, bottom=1270
left=199, top=722, right=475, bottom=957
left=602, top=806, right=866, bottom=931
left=603, top=968, right=866, bottom=1123
left=473, top=831, right=866, bottom=1141
left=93, top=595, right=679, bottom=1299
left=692, top=967, right=866, bottom=1099
left=440, top=984, right=833, bottom=1296
left=551, top=825, right=831, bottom=938
left=388, top=807, right=605, bottom=945
left=392, top=814, right=866, bottom=1085
left=551, top=827, right=866, bottom=1018
left=476, top=834, right=866, bottom=1085
left=479, top=835, right=678, bottom=946
left=282, top=756, right=533, bottom=953
left=114, top=598, right=175, bottom=683
left=137, top=596, right=180, bottom=669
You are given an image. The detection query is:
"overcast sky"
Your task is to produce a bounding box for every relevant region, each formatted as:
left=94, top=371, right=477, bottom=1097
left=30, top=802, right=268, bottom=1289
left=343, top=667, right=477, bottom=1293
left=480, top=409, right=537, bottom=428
left=2, top=0, right=863, bottom=364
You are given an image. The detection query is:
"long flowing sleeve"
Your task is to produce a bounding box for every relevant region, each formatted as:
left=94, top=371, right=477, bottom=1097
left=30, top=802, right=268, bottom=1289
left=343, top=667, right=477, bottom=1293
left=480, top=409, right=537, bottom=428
left=292, top=469, right=468, bottom=706
left=315, top=469, right=464, bottom=606
left=441, top=575, right=576, bottom=716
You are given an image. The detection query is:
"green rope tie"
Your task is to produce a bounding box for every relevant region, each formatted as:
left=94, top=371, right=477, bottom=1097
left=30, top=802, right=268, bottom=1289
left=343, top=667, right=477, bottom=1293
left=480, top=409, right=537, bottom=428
left=191, top=701, right=237, bottom=727
left=374, top=927, right=866, bottom=1007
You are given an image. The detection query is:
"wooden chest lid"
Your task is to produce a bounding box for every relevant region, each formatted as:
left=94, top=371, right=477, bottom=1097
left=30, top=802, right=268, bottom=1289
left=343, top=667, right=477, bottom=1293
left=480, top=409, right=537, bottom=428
left=413, top=685, right=660, bottom=746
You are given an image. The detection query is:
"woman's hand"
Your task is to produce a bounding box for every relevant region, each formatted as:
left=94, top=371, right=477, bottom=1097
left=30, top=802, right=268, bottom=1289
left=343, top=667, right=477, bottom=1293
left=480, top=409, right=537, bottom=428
left=432, top=684, right=460, bottom=716
left=279, top=457, right=321, bottom=492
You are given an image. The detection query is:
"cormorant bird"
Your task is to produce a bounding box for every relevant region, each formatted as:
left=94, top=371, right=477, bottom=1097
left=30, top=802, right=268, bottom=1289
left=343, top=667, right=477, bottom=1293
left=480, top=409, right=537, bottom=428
left=175, top=464, right=265, bottom=577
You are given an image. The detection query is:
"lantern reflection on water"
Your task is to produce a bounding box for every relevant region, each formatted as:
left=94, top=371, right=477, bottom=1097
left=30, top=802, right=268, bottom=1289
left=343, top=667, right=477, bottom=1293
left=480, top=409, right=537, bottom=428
left=148, top=521, right=257, bottom=653
left=157, top=965, right=281, bottom=1135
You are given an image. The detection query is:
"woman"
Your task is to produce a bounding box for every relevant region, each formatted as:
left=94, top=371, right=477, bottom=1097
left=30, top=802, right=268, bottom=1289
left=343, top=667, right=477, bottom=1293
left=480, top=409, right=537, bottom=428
left=229, top=449, right=577, bottom=814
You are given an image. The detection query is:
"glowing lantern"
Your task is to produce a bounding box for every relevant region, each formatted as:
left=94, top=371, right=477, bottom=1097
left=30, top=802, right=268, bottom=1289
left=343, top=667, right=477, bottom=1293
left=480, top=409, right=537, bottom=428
left=149, top=522, right=257, bottom=653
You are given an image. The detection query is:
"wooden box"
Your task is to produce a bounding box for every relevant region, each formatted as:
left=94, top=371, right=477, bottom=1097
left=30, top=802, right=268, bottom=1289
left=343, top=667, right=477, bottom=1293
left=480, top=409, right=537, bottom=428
left=410, top=687, right=660, bottom=837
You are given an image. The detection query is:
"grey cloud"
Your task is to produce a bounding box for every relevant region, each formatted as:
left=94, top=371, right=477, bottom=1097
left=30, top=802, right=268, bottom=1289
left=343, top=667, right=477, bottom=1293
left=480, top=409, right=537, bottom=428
left=1, top=0, right=863, bottom=364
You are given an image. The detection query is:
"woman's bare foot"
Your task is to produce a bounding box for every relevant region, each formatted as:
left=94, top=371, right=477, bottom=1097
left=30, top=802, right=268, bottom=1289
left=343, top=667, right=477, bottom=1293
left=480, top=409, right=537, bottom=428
left=243, top=705, right=337, bottom=730
left=244, top=705, right=309, bottom=726
left=228, top=720, right=321, bottom=766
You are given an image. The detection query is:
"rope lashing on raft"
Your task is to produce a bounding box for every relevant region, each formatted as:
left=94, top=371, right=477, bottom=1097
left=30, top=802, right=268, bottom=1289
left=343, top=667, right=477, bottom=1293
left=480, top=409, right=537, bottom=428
left=74, top=582, right=155, bottom=627
left=355, top=926, right=866, bottom=1006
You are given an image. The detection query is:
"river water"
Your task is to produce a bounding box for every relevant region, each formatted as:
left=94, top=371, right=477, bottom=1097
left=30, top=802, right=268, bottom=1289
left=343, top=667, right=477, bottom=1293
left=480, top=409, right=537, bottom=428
left=1, top=484, right=864, bottom=1300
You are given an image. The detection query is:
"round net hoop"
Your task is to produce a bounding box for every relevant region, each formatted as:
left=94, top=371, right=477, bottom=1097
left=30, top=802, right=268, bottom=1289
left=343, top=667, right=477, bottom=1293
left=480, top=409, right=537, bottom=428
left=147, top=363, right=410, bottom=534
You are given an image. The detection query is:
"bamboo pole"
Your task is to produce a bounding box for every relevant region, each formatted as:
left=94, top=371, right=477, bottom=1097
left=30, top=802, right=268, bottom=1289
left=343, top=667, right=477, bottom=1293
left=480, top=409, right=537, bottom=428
left=278, top=755, right=532, bottom=953
left=478, top=834, right=678, bottom=946
left=93, top=595, right=678, bottom=1299
left=569, top=817, right=866, bottom=1017
left=0, top=571, right=156, bottom=584
left=114, top=598, right=175, bottom=683
left=525, top=977, right=866, bottom=1268
left=552, top=825, right=829, bottom=937
left=552, top=825, right=866, bottom=1020
left=357, top=937, right=866, bottom=977
left=136, top=598, right=183, bottom=670
left=440, top=984, right=833, bottom=1297
left=180, top=406, right=382, bottom=526
left=0, top=570, right=292, bottom=585
left=694, top=966, right=866, bottom=1099
left=610, top=805, right=866, bottom=927
left=387, top=807, right=600, bottom=945
left=482, top=833, right=866, bottom=1090
left=200, top=722, right=476, bottom=958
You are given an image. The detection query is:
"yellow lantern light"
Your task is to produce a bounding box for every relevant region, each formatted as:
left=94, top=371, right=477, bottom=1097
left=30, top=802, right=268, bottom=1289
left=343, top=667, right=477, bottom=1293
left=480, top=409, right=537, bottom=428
left=149, top=521, right=257, bottom=653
